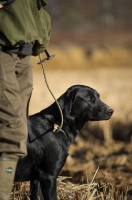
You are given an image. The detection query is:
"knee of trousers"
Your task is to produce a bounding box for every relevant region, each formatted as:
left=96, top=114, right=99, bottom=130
left=0, top=117, right=28, bottom=158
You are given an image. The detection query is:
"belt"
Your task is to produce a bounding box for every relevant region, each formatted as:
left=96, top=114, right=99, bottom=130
left=0, top=43, right=33, bottom=56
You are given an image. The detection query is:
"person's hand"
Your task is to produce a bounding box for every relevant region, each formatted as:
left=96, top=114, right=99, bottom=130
left=0, top=4, right=3, bottom=8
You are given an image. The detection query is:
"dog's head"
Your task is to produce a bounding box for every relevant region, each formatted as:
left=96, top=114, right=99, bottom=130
left=62, top=85, right=114, bottom=122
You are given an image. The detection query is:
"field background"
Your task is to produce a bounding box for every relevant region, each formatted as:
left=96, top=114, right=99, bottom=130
left=12, top=1, right=132, bottom=199
left=30, top=49, right=132, bottom=188
left=13, top=49, right=132, bottom=200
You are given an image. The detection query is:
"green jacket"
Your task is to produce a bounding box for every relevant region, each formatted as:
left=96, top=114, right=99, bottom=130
left=0, top=0, right=51, bottom=56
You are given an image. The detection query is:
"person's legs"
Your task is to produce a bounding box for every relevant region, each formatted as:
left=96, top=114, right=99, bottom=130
left=15, top=55, right=33, bottom=120
left=0, top=51, right=33, bottom=200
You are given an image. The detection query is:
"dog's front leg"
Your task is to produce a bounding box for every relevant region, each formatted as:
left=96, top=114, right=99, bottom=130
left=39, top=171, right=58, bottom=200
left=30, top=179, right=44, bottom=200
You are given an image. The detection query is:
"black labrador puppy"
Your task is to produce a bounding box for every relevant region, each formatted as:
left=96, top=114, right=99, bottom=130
left=15, top=85, right=114, bottom=200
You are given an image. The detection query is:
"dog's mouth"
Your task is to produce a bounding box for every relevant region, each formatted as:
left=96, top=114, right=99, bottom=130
left=89, top=108, right=114, bottom=121
left=104, top=114, right=113, bottom=120
left=76, top=107, right=114, bottom=121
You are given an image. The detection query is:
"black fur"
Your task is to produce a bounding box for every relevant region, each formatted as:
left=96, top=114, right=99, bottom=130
left=15, top=85, right=114, bottom=200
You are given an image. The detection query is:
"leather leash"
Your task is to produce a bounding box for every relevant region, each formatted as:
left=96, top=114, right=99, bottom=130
left=37, top=50, right=74, bottom=143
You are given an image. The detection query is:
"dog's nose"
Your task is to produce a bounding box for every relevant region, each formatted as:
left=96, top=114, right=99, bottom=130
left=107, top=108, right=114, bottom=115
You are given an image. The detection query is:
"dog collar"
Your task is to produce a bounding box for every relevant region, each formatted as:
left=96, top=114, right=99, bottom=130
left=53, top=124, right=74, bottom=143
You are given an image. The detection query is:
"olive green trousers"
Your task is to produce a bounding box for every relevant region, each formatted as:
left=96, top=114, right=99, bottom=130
left=0, top=50, right=33, bottom=160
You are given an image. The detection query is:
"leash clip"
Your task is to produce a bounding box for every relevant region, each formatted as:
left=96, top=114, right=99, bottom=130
left=53, top=124, right=74, bottom=143
left=53, top=124, right=60, bottom=133
left=37, top=49, right=55, bottom=64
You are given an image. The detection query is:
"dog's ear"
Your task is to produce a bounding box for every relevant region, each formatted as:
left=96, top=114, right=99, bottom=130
left=63, top=88, right=76, bottom=116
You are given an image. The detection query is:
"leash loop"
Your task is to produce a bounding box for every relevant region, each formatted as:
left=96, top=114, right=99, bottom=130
left=37, top=50, right=64, bottom=132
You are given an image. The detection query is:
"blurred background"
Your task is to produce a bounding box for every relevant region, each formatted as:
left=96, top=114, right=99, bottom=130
left=30, top=0, right=132, bottom=190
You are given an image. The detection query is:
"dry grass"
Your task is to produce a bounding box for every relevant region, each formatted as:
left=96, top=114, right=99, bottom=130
left=10, top=175, right=132, bottom=200
left=32, top=45, right=132, bottom=69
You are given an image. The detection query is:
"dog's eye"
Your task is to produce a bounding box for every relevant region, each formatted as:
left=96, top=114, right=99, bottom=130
left=87, top=96, right=94, bottom=101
